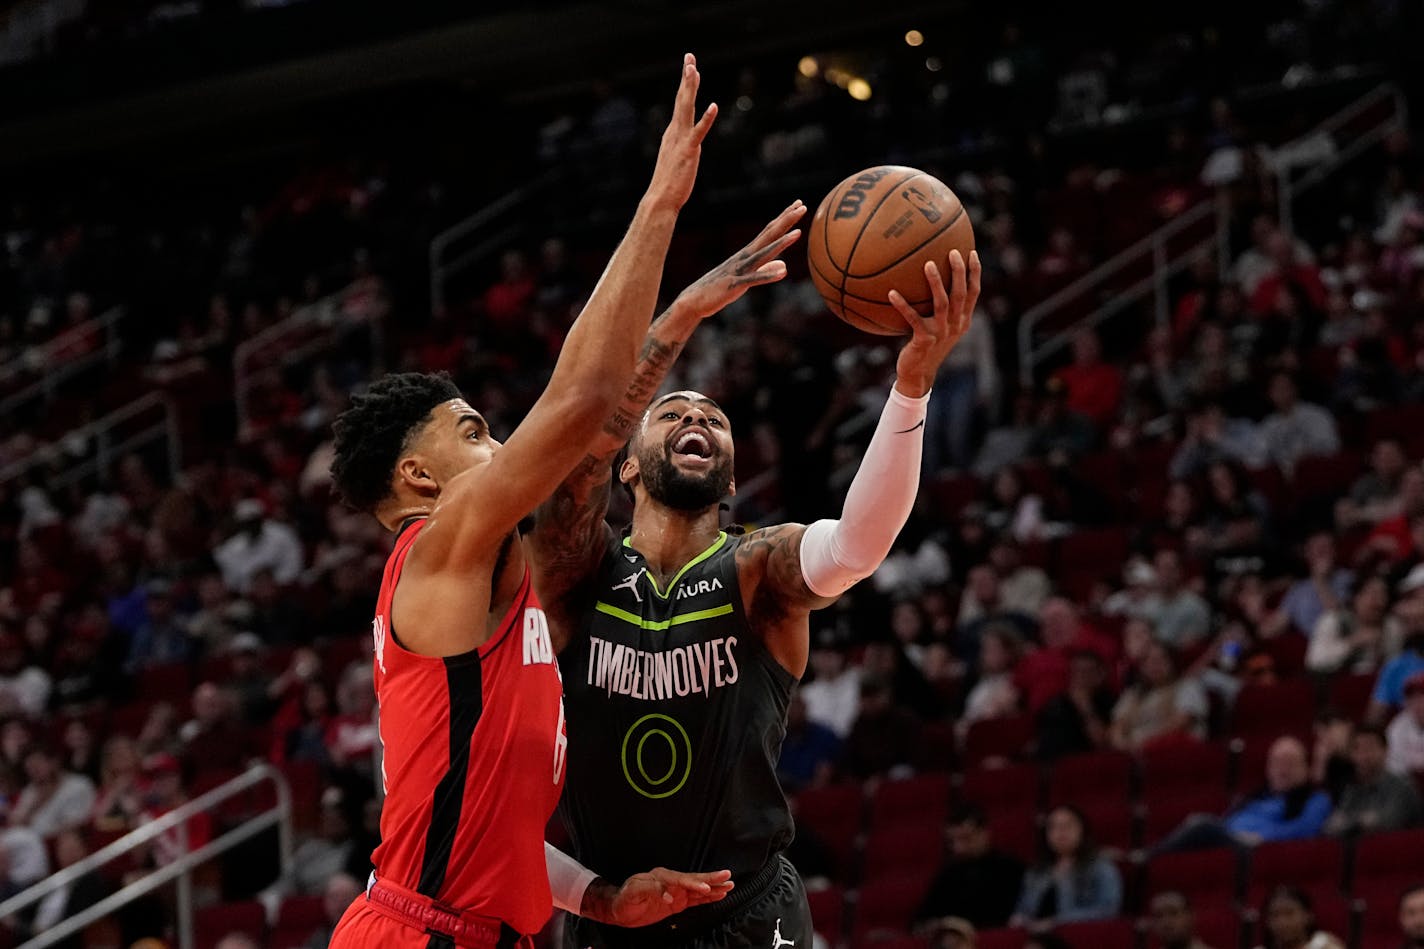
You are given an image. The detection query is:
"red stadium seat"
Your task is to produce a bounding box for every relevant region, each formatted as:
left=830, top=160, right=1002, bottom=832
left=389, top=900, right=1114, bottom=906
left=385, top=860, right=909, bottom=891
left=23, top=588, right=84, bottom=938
left=961, top=763, right=1040, bottom=814
left=1140, top=740, right=1230, bottom=798
left=914, top=721, right=957, bottom=773
left=1358, top=882, right=1408, bottom=949
left=1071, top=799, right=1135, bottom=852
left=1048, top=750, right=1134, bottom=808
left=1327, top=672, right=1376, bottom=721
left=277, top=895, right=326, bottom=930
left=964, top=716, right=1036, bottom=767
left=1054, top=918, right=1136, bottom=949
left=1182, top=900, right=1245, bottom=949
left=868, top=774, right=952, bottom=832
left=852, top=873, right=936, bottom=941
left=1246, top=838, right=1344, bottom=904
left=806, top=884, right=846, bottom=943
left=1145, top=849, right=1240, bottom=904
left=1291, top=452, right=1364, bottom=504
left=986, top=808, right=1040, bottom=865
left=926, top=475, right=982, bottom=518
left=137, top=661, right=193, bottom=704
left=1054, top=527, right=1131, bottom=577
left=795, top=784, right=865, bottom=881
left=976, top=928, right=1028, bottom=949
left=1141, top=786, right=1231, bottom=846
left=1353, top=828, right=1424, bottom=894
left=195, top=901, right=265, bottom=949
left=862, top=824, right=945, bottom=882
left=1230, top=679, right=1316, bottom=740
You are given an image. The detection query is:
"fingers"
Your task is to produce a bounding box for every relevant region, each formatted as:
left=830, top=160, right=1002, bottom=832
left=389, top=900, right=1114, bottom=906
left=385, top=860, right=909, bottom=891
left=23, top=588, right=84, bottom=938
left=944, top=250, right=967, bottom=334
left=692, top=102, right=719, bottom=144
left=740, top=228, right=802, bottom=272
left=672, top=53, right=699, bottom=124
left=751, top=200, right=807, bottom=246
left=886, top=288, right=923, bottom=329
left=963, top=249, right=983, bottom=333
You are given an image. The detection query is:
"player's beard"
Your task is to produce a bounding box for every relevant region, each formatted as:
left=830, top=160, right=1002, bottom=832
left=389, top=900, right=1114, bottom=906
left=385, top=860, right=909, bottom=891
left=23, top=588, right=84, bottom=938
left=639, top=445, right=733, bottom=512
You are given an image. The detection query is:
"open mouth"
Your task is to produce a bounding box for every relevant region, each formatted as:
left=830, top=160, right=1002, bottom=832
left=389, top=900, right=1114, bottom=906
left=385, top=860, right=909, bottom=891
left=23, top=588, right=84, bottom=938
left=671, top=430, right=713, bottom=462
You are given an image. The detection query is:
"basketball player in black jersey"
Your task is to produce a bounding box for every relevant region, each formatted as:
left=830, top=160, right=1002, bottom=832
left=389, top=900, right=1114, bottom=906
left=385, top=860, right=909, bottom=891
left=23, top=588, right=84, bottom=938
left=527, top=245, right=982, bottom=949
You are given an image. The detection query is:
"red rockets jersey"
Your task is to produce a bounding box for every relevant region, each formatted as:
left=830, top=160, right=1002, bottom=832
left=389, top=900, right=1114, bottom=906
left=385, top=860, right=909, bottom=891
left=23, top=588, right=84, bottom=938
left=368, top=519, right=566, bottom=935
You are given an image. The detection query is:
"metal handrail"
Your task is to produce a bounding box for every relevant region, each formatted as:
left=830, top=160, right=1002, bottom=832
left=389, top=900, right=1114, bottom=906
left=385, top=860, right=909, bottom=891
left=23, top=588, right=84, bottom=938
left=428, top=169, right=559, bottom=317
left=232, top=284, right=385, bottom=433
left=1017, top=81, right=1406, bottom=385
left=0, top=390, right=179, bottom=487
left=4, top=763, right=293, bottom=949
left=0, top=306, right=125, bottom=416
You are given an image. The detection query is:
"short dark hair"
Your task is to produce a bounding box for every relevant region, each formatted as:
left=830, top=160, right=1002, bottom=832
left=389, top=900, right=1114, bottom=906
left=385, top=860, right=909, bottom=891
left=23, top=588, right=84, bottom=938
left=947, top=804, right=988, bottom=828
left=330, top=373, right=463, bottom=513
left=1353, top=724, right=1388, bottom=746
left=1400, top=884, right=1424, bottom=909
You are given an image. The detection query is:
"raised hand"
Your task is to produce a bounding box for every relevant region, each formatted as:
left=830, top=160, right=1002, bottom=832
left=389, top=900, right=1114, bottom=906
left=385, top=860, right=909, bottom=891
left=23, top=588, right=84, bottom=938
left=887, top=249, right=982, bottom=399
left=673, top=200, right=806, bottom=319
left=646, top=53, right=719, bottom=214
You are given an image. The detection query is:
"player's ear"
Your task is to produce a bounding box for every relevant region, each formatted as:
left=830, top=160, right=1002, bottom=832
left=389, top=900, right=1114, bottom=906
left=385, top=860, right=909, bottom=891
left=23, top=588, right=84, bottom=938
left=726, top=477, right=736, bottom=498
left=396, top=455, right=439, bottom=496
left=619, top=455, right=640, bottom=488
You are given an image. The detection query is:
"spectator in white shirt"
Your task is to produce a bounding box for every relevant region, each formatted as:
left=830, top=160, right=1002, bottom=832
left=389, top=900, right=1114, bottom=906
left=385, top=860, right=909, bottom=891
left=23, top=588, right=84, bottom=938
left=9, top=745, right=96, bottom=837
left=0, top=631, right=51, bottom=719
left=800, top=637, right=862, bottom=738
left=1145, top=549, right=1212, bottom=649
left=1258, top=372, right=1341, bottom=475
left=1387, top=672, right=1424, bottom=776
left=212, top=499, right=304, bottom=594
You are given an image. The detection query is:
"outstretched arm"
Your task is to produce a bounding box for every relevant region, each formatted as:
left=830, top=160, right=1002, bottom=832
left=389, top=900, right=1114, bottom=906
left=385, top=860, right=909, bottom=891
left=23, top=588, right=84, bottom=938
left=738, top=251, right=982, bottom=672
left=529, top=201, right=806, bottom=648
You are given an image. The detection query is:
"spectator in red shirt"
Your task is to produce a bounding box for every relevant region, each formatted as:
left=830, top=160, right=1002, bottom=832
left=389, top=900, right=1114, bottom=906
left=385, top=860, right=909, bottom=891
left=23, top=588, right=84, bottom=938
left=1249, top=230, right=1329, bottom=316
left=137, top=754, right=211, bottom=869
left=1052, top=329, right=1123, bottom=428
left=482, top=249, right=536, bottom=329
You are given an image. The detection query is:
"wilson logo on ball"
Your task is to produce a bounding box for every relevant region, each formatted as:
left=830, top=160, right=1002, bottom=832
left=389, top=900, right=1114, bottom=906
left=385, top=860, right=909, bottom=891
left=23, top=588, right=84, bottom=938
left=833, top=168, right=893, bottom=220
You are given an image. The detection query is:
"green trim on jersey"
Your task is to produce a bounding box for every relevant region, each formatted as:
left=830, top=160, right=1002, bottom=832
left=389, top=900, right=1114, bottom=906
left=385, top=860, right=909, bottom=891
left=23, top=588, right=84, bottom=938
left=622, top=531, right=728, bottom=599
left=594, top=601, right=735, bottom=631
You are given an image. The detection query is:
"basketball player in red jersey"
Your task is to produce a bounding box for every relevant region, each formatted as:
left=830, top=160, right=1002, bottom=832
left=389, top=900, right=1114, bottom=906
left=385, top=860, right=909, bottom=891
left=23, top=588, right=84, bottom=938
left=324, top=55, right=807, bottom=949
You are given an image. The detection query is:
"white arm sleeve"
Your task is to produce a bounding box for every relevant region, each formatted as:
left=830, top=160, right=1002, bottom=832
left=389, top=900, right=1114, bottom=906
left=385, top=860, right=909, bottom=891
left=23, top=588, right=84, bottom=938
left=799, top=386, right=929, bottom=598
left=545, top=842, right=600, bottom=914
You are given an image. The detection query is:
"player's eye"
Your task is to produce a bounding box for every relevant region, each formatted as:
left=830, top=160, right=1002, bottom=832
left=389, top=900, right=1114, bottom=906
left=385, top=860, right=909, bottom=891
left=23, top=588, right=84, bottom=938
left=708, top=417, right=723, bottom=427
left=661, top=411, right=679, bottom=420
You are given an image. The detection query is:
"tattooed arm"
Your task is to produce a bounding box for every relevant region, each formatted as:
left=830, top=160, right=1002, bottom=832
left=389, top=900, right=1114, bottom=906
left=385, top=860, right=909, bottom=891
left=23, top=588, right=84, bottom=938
left=528, top=200, right=806, bottom=650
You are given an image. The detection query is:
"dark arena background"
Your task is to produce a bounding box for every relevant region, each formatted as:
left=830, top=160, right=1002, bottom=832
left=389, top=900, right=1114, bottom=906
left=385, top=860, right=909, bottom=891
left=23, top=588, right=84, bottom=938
left=1, top=1, right=1424, bottom=948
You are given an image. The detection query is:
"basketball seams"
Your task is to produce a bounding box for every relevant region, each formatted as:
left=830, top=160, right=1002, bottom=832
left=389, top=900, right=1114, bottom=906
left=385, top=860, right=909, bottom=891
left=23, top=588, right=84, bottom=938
left=808, top=253, right=930, bottom=309
left=846, top=200, right=967, bottom=280
left=838, top=170, right=924, bottom=314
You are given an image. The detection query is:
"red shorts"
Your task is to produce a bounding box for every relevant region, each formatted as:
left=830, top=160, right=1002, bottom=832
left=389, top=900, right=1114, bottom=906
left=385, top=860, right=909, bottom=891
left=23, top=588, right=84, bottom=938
left=329, top=880, right=534, bottom=949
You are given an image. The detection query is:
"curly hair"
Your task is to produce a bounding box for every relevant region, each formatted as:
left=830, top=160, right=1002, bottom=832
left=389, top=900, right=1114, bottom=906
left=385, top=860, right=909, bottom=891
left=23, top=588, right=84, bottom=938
left=330, top=372, right=463, bottom=513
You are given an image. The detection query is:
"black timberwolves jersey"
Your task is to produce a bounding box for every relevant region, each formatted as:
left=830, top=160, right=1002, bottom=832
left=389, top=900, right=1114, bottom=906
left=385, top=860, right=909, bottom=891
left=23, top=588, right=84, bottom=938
left=557, top=531, right=797, bottom=891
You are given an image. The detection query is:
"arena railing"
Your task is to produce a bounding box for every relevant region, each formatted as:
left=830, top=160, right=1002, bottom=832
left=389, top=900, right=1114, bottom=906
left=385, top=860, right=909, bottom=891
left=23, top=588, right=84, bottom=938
left=0, top=763, right=294, bottom=949
left=1017, top=81, right=1408, bottom=387
left=0, top=390, right=179, bottom=489
left=0, top=305, right=125, bottom=419
left=232, top=282, right=387, bottom=437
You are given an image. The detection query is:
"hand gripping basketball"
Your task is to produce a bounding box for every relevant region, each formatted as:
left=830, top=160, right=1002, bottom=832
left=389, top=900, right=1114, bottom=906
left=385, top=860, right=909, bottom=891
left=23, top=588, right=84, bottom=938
left=645, top=53, right=719, bottom=214
left=888, top=249, right=982, bottom=399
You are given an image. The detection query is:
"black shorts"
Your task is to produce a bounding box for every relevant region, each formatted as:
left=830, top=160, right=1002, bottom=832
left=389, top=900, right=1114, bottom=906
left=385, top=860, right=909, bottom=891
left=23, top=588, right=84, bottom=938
left=563, top=855, right=811, bottom=949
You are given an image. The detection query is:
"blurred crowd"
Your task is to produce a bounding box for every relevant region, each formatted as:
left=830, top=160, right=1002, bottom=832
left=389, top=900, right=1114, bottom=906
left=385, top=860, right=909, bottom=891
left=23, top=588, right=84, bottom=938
left=0, top=2, right=1422, bottom=948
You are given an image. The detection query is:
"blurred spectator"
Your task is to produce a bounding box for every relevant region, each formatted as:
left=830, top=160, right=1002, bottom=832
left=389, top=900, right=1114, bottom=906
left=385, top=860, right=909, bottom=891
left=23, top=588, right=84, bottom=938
left=926, top=917, right=977, bottom=949
left=840, top=677, right=920, bottom=778
left=1052, top=329, right=1123, bottom=429
left=1323, top=725, right=1421, bottom=835
left=872, top=522, right=951, bottom=601
left=304, top=872, right=361, bottom=949
left=0, top=630, right=49, bottom=718
left=1029, top=378, right=1096, bottom=459
left=1018, top=598, right=1114, bottom=714
left=1011, top=805, right=1123, bottom=927
left=179, top=682, right=256, bottom=777
left=1169, top=399, right=1265, bottom=479
left=60, top=720, right=97, bottom=783
left=0, top=825, right=49, bottom=899
left=1036, top=649, right=1115, bottom=760
left=22, top=829, right=108, bottom=949
left=1400, top=886, right=1424, bottom=949
left=961, top=625, right=1025, bottom=732
left=915, top=805, right=1025, bottom=932
left=126, top=579, right=195, bottom=672
left=90, top=735, right=145, bottom=834
left=957, top=566, right=1037, bottom=664
left=212, top=499, right=304, bottom=594
left=1259, top=373, right=1340, bottom=475
left=226, top=633, right=276, bottom=724
left=1156, top=736, right=1331, bottom=850
left=1265, top=532, right=1351, bottom=639
left=1148, top=890, right=1219, bottom=949
left=260, top=786, right=357, bottom=909
left=1312, top=710, right=1357, bottom=804
left=10, top=744, right=95, bottom=836
left=215, top=934, right=261, bottom=949
left=800, top=636, right=861, bottom=738
left=1338, top=438, right=1410, bottom=530
left=1372, top=633, right=1424, bottom=722
left=985, top=467, right=1047, bottom=544
left=326, top=665, right=378, bottom=779
left=926, top=313, right=997, bottom=475
left=1110, top=640, right=1209, bottom=750
left=1249, top=230, right=1329, bottom=316
left=1386, top=672, right=1424, bottom=774
left=1308, top=574, right=1402, bottom=675
left=1253, top=885, right=1345, bottom=949
left=137, top=753, right=211, bottom=868
left=1144, top=549, right=1212, bottom=650
left=776, top=691, right=840, bottom=792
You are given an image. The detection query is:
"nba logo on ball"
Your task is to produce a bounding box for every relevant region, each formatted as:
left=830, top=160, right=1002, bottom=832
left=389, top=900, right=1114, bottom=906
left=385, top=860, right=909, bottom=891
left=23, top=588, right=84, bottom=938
left=808, top=164, right=975, bottom=336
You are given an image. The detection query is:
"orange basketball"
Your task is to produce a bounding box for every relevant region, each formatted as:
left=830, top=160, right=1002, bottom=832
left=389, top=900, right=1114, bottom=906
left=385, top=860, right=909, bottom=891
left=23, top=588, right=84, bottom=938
left=807, top=165, right=975, bottom=335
